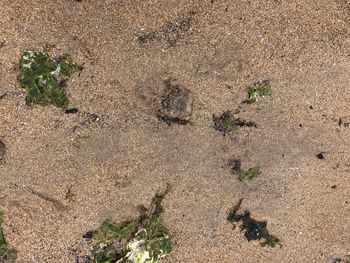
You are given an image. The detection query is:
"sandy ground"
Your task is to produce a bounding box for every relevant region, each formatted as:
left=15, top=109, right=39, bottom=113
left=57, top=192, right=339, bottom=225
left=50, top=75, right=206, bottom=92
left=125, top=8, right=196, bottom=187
left=0, top=0, right=350, bottom=262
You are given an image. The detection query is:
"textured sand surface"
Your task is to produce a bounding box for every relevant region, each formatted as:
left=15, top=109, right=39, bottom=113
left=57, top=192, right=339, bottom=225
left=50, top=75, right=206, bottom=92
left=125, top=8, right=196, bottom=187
left=0, top=0, right=350, bottom=262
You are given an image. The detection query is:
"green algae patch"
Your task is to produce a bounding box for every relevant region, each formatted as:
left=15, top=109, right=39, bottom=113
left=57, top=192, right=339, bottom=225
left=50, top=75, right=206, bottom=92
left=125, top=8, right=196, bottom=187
left=0, top=212, right=17, bottom=262
left=93, top=220, right=134, bottom=242
left=18, top=46, right=81, bottom=108
left=239, top=166, right=261, bottom=181
left=247, top=80, right=271, bottom=103
left=229, top=159, right=261, bottom=181
left=88, top=186, right=172, bottom=263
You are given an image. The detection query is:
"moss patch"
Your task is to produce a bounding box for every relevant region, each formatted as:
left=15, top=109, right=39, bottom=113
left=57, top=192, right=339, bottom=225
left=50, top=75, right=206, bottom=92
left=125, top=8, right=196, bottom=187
left=87, top=185, right=172, bottom=263
left=247, top=80, right=271, bottom=103
left=18, top=46, right=81, bottom=108
left=0, top=212, right=17, bottom=262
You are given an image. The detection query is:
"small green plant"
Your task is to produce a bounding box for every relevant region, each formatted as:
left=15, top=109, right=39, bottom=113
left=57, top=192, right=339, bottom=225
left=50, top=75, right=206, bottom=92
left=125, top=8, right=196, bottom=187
left=222, top=117, right=237, bottom=132
left=239, top=166, right=261, bottom=181
left=213, top=111, right=257, bottom=135
left=247, top=80, right=271, bottom=103
left=0, top=212, right=17, bottom=262
left=89, top=186, right=172, bottom=263
left=18, top=46, right=81, bottom=108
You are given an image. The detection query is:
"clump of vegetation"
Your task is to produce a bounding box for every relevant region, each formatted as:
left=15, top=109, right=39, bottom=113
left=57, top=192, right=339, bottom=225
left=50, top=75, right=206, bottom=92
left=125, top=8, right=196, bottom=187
left=213, top=111, right=257, bottom=135
left=227, top=199, right=280, bottom=247
left=0, top=212, right=18, bottom=262
left=229, top=159, right=261, bottom=181
left=18, top=46, right=81, bottom=108
left=239, top=166, right=261, bottom=181
left=87, top=186, right=172, bottom=263
left=247, top=80, right=271, bottom=103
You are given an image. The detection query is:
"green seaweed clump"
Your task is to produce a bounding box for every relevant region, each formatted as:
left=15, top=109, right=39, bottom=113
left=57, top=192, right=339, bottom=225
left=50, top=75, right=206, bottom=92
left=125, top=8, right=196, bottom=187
left=247, top=80, right=271, bottom=103
left=239, top=166, right=261, bottom=181
left=227, top=199, right=280, bottom=248
left=89, top=186, right=172, bottom=263
left=0, top=212, right=17, bottom=262
left=18, top=46, right=80, bottom=108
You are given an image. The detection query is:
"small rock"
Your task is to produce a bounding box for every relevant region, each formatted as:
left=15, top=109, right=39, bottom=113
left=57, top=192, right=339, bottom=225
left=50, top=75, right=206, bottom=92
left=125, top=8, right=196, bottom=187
left=86, top=113, right=100, bottom=123
left=317, top=152, right=325, bottom=160
left=0, top=140, right=5, bottom=163
left=65, top=108, right=79, bottom=114
left=157, top=79, right=193, bottom=124
left=82, top=231, right=93, bottom=239
left=82, top=256, right=91, bottom=263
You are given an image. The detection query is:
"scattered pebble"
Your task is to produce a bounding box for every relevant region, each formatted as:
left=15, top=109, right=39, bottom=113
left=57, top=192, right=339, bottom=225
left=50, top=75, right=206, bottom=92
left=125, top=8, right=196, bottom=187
left=316, top=152, right=325, bottom=160
left=82, top=231, right=93, bottom=239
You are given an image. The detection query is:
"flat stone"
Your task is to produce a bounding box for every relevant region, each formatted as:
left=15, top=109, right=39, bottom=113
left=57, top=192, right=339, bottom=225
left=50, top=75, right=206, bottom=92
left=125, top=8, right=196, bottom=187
left=157, top=80, right=193, bottom=123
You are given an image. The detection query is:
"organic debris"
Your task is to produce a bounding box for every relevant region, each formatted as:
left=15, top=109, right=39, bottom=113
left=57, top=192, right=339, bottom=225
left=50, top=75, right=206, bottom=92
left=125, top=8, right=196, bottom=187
left=213, top=111, right=257, bottom=135
left=227, top=199, right=280, bottom=247
left=72, top=134, right=90, bottom=149
left=331, top=256, right=350, bottom=263
left=18, top=46, right=81, bottom=108
left=229, top=159, right=241, bottom=174
left=246, top=80, right=271, bottom=103
left=65, top=188, right=77, bottom=203
left=0, top=212, right=18, bottom=262
left=0, top=140, right=5, bottom=164
left=137, top=11, right=196, bottom=47
left=65, top=108, right=79, bottom=114
left=229, top=159, right=261, bottom=181
left=88, top=185, right=172, bottom=263
left=239, top=166, right=261, bottom=181
left=157, top=78, right=193, bottom=125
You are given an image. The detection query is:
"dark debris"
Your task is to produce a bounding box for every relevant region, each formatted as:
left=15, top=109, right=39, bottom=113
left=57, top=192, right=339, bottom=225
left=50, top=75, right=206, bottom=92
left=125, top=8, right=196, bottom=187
left=227, top=199, right=280, bottom=247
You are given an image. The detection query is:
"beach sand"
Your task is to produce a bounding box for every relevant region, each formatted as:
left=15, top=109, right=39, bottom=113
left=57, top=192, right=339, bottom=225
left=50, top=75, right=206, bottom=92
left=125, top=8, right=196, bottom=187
left=0, top=0, right=350, bottom=262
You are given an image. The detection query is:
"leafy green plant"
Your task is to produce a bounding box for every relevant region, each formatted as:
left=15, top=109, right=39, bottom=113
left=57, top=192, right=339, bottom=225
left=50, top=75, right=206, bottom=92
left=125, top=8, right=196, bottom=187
left=239, top=166, right=261, bottom=181
left=18, top=46, right=80, bottom=108
left=89, top=186, right=172, bottom=263
left=0, top=212, right=17, bottom=262
left=247, top=80, right=271, bottom=103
